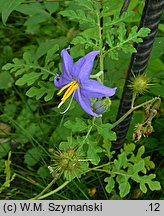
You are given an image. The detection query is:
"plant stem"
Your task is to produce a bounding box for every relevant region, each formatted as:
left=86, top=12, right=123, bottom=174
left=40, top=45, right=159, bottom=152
left=31, top=177, right=59, bottom=200
left=131, top=92, right=137, bottom=109
left=31, top=181, right=70, bottom=200
left=97, top=3, right=104, bottom=83
left=82, top=117, right=96, bottom=144
left=112, top=97, right=159, bottom=128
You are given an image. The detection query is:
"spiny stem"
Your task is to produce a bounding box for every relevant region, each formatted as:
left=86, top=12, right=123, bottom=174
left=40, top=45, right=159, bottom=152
left=112, top=97, right=160, bottom=129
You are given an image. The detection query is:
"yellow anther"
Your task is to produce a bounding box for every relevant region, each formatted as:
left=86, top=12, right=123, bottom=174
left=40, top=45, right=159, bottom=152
left=57, top=81, right=75, bottom=95
left=57, top=80, right=79, bottom=108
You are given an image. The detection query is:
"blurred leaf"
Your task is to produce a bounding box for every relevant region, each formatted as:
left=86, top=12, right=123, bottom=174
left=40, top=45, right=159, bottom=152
left=37, top=166, right=50, bottom=179
left=1, top=0, right=23, bottom=24
left=0, top=152, right=16, bottom=193
left=0, top=122, right=11, bottom=137
left=0, top=71, right=13, bottom=89
left=150, top=84, right=164, bottom=98
left=0, top=143, right=11, bottom=158
left=24, top=147, right=43, bottom=166
left=44, top=2, right=59, bottom=14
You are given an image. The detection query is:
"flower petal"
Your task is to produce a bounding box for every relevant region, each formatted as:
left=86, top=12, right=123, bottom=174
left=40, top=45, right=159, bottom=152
left=61, top=48, right=74, bottom=79
left=54, top=74, right=72, bottom=89
left=74, top=89, right=100, bottom=117
left=73, top=51, right=100, bottom=82
left=81, top=80, right=117, bottom=98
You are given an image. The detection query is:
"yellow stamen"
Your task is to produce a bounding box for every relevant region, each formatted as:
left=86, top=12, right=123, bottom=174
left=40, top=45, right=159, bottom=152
left=57, top=80, right=79, bottom=108
left=57, top=81, right=75, bottom=95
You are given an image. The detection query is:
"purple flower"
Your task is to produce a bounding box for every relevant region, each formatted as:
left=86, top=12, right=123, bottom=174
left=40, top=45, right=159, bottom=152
left=54, top=48, right=117, bottom=117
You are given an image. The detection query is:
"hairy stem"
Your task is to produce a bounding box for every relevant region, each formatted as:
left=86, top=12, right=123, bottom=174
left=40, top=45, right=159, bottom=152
left=112, top=97, right=160, bottom=129
left=31, top=181, right=70, bottom=200
left=31, top=176, right=60, bottom=200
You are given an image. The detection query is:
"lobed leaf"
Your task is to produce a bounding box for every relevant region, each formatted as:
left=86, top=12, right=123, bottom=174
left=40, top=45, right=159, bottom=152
left=87, top=141, right=103, bottom=165
left=104, top=176, right=115, bottom=194
left=64, top=118, right=88, bottom=132
left=96, top=123, right=116, bottom=141
left=15, top=72, right=42, bottom=86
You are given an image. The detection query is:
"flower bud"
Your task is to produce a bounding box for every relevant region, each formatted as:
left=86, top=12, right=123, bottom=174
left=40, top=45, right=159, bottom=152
left=93, top=98, right=111, bottom=115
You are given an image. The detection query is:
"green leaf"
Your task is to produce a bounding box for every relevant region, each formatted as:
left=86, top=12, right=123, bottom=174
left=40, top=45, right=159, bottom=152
left=2, top=63, right=14, bottom=71
left=104, top=176, right=115, bottom=194
left=35, top=39, right=62, bottom=60
left=117, top=175, right=131, bottom=198
left=64, top=118, right=88, bottom=132
left=0, top=152, right=16, bottom=193
left=132, top=173, right=161, bottom=193
left=87, top=141, right=103, bottom=165
left=15, top=72, right=42, bottom=86
left=0, top=71, right=13, bottom=89
left=44, top=2, right=59, bottom=14
left=113, top=151, right=128, bottom=171
left=26, top=82, right=55, bottom=102
left=0, top=143, right=11, bottom=158
left=75, top=0, right=94, bottom=11
left=96, top=123, right=116, bottom=141
left=1, top=0, right=23, bottom=24
left=150, top=84, right=164, bottom=98
left=16, top=2, right=43, bottom=15
left=37, top=166, right=50, bottom=179
left=107, top=26, right=150, bottom=60
left=59, top=9, right=96, bottom=26
left=0, top=159, right=5, bottom=172
left=144, top=156, right=155, bottom=171
left=24, top=147, right=43, bottom=166
left=123, top=143, right=136, bottom=152
left=128, top=160, right=145, bottom=175
left=136, top=146, right=145, bottom=159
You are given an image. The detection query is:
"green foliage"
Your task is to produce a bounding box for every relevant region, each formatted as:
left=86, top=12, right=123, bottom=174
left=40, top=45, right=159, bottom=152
left=0, top=0, right=163, bottom=200
left=0, top=0, right=23, bottom=24
left=0, top=143, right=11, bottom=158
left=64, top=118, right=88, bottom=132
left=106, top=24, right=150, bottom=60
left=0, top=71, right=13, bottom=89
left=2, top=45, right=60, bottom=101
left=87, top=139, right=103, bottom=165
left=96, top=123, right=116, bottom=141
left=50, top=137, right=89, bottom=181
left=104, top=144, right=161, bottom=198
left=0, top=152, right=16, bottom=193
left=24, top=147, right=43, bottom=167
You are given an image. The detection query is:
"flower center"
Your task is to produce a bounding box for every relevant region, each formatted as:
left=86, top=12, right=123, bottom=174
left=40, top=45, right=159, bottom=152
left=57, top=80, right=79, bottom=108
